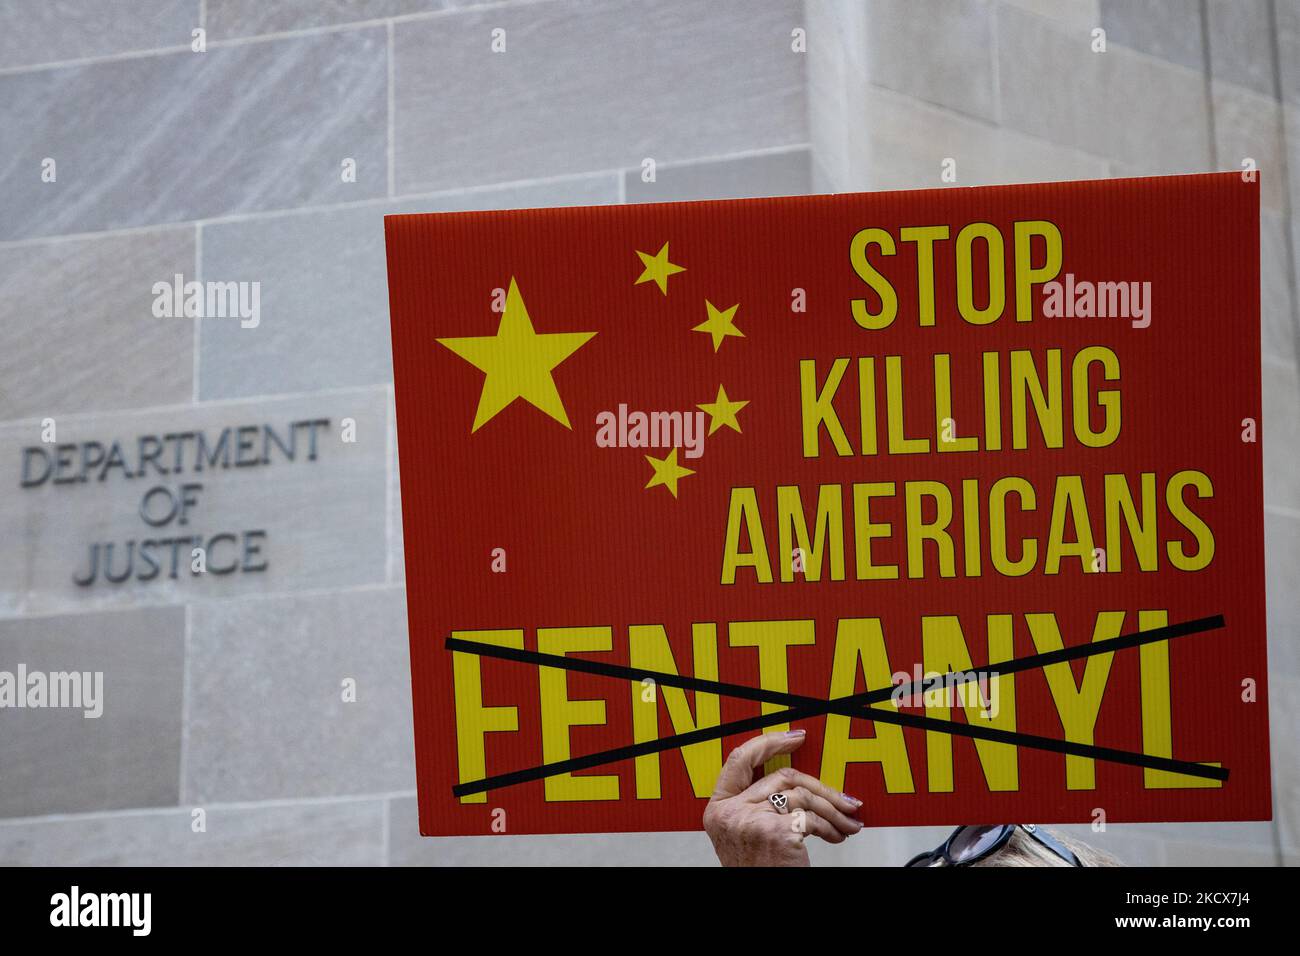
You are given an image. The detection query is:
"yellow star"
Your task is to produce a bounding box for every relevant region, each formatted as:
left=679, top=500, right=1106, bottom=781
left=437, top=278, right=596, bottom=433
left=693, top=299, right=743, bottom=351
left=634, top=242, right=685, bottom=294
left=644, top=448, right=694, bottom=498
left=697, top=384, right=749, bottom=435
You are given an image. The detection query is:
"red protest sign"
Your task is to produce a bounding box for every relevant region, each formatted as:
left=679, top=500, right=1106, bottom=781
left=385, top=172, right=1268, bottom=837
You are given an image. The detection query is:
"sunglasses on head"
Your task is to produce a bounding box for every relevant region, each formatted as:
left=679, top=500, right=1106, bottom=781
left=905, top=824, right=1083, bottom=867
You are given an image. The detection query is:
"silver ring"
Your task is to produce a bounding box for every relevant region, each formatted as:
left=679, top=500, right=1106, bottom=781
left=769, top=791, right=790, bottom=814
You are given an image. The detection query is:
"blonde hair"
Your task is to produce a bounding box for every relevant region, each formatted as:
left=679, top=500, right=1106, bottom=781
left=970, top=827, right=1122, bottom=867
left=921, top=827, right=1122, bottom=866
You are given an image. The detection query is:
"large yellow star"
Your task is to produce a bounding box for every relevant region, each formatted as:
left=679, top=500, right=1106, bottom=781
left=697, top=384, right=749, bottom=435
left=437, top=278, right=595, bottom=433
left=644, top=448, right=694, bottom=498
left=634, top=242, right=685, bottom=295
left=693, top=299, right=743, bottom=351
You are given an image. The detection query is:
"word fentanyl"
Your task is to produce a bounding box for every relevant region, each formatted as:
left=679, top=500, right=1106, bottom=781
left=152, top=273, right=260, bottom=328
left=16, top=419, right=331, bottom=587
left=0, top=665, right=102, bottom=718
left=450, top=609, right=1198, bottom=799
left=595, top=405, right=708, bottom=459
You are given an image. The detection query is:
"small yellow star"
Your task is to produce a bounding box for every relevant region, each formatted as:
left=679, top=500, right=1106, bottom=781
left=644, top=448, right=694, bottom=498
left=697, top=384, right=749, bottom=435
left=437, top=278, right=595, bottom=433
left=634, top=242, right=685, bottom=295
left=693, top=299, right=743, bottom=351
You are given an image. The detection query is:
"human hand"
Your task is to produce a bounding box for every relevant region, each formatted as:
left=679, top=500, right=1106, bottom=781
left=703, top=729, right=864, bottom=866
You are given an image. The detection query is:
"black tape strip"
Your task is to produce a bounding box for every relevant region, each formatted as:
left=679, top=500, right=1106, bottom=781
left=446, top=614, right=1227, bottom=796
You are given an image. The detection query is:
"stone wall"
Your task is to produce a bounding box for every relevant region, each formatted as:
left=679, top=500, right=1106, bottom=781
left=0, top=0, right=1293, bottom=866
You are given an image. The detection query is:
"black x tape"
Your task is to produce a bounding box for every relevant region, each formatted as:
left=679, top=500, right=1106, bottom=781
left=445, top=614, right=1228, bottom=797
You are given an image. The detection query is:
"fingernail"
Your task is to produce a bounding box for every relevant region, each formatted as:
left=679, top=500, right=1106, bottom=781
left=842, top=792, right=862, bottom=807
left=785, top=729, right=806, bottom=738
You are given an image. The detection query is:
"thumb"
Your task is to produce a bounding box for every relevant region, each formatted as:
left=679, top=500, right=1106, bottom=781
left=711, top=730, right=806, bottom=799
